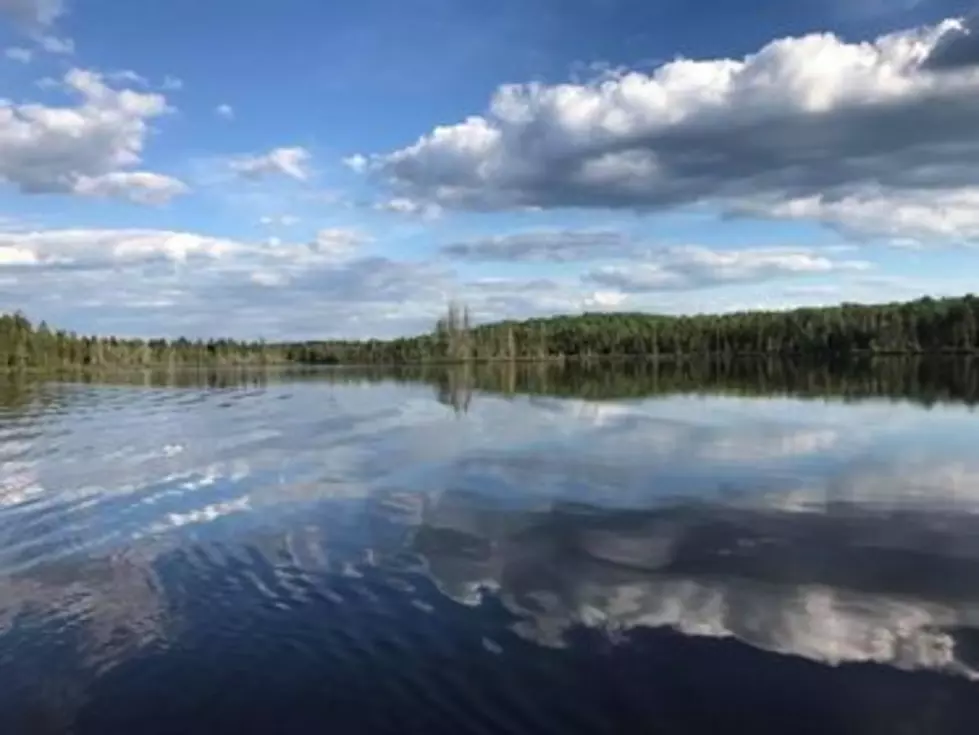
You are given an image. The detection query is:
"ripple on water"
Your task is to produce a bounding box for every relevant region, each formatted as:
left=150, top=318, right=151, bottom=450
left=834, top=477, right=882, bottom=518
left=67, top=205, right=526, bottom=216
left=3, top=372, right=979, bottom=733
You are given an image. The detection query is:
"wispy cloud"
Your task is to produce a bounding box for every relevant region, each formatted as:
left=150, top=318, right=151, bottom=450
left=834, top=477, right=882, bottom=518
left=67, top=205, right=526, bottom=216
left=229, top=147, right=312, bottom=182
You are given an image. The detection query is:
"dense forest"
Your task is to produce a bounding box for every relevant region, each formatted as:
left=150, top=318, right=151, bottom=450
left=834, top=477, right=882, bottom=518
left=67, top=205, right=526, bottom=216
left=3, top=294, right=979, bottom=369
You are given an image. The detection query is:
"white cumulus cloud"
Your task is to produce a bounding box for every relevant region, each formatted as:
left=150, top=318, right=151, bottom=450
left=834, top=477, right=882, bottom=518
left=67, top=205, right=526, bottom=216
left=0, top=68, right=184, bottom=203
left=362, top=17, right=979, bottom=247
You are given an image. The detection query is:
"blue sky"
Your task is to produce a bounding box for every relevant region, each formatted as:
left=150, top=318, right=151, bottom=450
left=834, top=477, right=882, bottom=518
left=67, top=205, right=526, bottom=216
left=2, top=0, right=979, bottom=339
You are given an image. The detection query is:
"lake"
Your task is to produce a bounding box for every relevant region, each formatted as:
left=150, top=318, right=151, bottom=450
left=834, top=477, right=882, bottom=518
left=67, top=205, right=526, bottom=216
left=2, top=360, right=979, bottom=734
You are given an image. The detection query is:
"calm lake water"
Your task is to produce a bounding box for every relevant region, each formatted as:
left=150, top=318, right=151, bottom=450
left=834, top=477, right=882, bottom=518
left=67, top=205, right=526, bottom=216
left=2, top=360, right=979, bottom=734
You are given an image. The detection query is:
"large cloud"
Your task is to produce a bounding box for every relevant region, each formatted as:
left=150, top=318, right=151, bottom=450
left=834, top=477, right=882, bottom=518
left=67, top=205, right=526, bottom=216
left=0, top=69, right=186, bottom=203
left=0, top=222, right=648, bottom=337
left=586, top=246, right=870, bottom=292
left=0, top=222, right=896, bottom=338
left=359, top=17, right=979, bottom=243
left=0, top=226, right=453, bottom=339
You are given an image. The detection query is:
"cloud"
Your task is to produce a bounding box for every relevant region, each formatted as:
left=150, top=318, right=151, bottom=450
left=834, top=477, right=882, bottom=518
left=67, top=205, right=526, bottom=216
left=37, top=34, right=72, bottom=54
left=230, top=147, right=311, bottom=182
left=0, top=222, right=599, bottom=337
left=258, top=214, right=300, bottom=227
left=342, top=154, right=368, bottom=173
left=923, top=13, right=979, bottom=70
left=0, top=0, right=64, bottom=29
left=161, top=75, right=183, bottom=91
left=364, top=16, right=979, bottom=234
left=441, top=229, right=637, bottom=262
left=0, top=68, right=183, bottom=203
left=373, top=197, right=442, bottom=219
left=73, top=172, right=189, bottom=205
left=585, top=290, right=628, bottom=309
left=310, top=228, right=370, bottom=259
left=0, top=226, right=371, bottom=288
left=586, top=246, right=870, bottom=293
left=457, top=276, right=603, bottom=322
left=0, top=226, right=446, bottom=339
left=736, top=188, right=979, bottom=244
left=0, top=223, right=894, bottom=338
left=107, top=69, right=148, bottom=85
left=215, top=103, right=234, bottom=120
left=835, top=0, right=930, bottom=21
left=0, top=229, right=246, bottom=270
left=4, top=46, right=32, bottom=63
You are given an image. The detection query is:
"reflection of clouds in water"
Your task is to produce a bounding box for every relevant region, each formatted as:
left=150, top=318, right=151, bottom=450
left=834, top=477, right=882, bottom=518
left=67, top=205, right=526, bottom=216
left=138, top=495, right=252, bottom=536
left=0, top=460, right=43, bottom=508
left=403, top=393, right=979, bottom=512
left=0, top=551, right=169, bottom=677
left=839, top=461, right=979, bottom=510
left=700, top=428, right=839, bottom=462
left=6, top=375, right=979, bottom=731
left=751, top=461, right=979, bottom=514
left=0, top=382, right=445, bottom=568
left=6, top=378, right=979, bottom=622
left=408, top=493, right=979, bottom=680
left=501, top=575, right=975, bottom=679
left=544, top=399, right=643, bottom=428
left=5, top=378, right=979, bottom=569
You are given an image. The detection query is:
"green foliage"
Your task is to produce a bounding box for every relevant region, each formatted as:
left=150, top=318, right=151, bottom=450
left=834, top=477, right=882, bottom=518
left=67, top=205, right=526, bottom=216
left=287, top=294, right=979, bottom=364
left=4, top=293, right=979, bottom=370
left=0, top=311, right=283, bottom=369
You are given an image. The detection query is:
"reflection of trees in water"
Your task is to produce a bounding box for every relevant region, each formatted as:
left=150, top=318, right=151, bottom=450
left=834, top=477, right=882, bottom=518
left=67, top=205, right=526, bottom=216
left=423, top=357, right=979, bottom=408
left=0, top=369, right=274, bottom=419
left=275, top=358, right=979, bottom=410
left=434, top=362, right=474, bottom=413
left=6, top=358, right=979, bottom=418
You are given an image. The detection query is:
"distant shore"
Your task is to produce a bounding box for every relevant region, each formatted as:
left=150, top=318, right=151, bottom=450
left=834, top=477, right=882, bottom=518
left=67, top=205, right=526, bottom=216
left=3, top=294, right=979, bottom=370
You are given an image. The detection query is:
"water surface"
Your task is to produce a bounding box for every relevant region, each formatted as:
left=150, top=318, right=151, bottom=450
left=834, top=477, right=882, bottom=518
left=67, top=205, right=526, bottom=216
left=2, top=361, right=979, bottom=734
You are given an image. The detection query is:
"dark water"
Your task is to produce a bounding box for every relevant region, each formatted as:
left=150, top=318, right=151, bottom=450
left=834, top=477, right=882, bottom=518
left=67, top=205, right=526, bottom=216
left=2, top=360, right=979, bottom=734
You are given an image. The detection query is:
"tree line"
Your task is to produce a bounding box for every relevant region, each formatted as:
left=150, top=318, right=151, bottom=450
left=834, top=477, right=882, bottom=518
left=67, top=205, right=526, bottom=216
left=4, top=294, right=979, bottom=369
